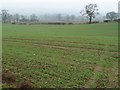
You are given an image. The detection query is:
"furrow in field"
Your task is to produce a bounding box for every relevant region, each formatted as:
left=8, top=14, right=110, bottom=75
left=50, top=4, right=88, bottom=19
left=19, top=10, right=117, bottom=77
left=3, top=38, right=117, bottom=47
left=3, top=39, right=118, bottom=54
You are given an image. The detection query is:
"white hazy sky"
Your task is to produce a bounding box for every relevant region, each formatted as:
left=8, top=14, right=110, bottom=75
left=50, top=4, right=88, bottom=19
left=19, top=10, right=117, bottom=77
left=1, top=0, right=119, bottom=15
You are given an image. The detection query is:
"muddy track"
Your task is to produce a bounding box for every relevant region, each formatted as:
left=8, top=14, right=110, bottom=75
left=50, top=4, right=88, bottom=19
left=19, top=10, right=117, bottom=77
left=83, top=66, right=102, bottom=88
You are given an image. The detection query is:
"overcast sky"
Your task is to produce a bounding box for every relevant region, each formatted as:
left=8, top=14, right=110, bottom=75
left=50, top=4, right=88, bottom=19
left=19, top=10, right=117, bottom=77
left=1, top=0, right=119, bottom=16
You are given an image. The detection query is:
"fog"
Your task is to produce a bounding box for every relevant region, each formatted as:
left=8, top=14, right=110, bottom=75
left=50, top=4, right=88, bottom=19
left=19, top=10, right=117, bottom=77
left=1, top=0, right=119, bottom=16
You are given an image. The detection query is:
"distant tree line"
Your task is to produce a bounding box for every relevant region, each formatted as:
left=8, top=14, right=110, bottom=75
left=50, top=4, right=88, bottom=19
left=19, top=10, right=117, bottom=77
left=0, top=3, right=119, bottom=24
left=0, top=9, right=78, bottom=24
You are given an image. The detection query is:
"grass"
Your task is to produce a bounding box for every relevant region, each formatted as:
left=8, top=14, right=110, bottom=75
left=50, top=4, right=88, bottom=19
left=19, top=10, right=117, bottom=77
left=2, top=23, right=118, bottom=88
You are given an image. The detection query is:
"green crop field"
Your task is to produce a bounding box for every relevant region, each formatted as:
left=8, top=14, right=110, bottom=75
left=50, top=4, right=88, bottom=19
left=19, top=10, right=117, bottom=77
left=2, top=23, right=118, bottom=88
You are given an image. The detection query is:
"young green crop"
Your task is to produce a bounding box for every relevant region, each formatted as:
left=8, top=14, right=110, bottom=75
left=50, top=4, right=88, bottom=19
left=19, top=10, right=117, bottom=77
left=2, top=23, right=118, bottom=88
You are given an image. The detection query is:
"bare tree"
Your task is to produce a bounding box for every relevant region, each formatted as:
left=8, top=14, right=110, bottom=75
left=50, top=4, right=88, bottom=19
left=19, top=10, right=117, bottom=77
left=0, top=14, right=2, bottom=23
left=14, top=13, right=20, bottom=23
left=106, top=11, right=118, bottom=20
left=30, top=14, right=38, bottom=22
left=20, top=15, right=27, bottom=22
left=1, top=9, right=9, bottom=23
left=7, top=14, right=13, bottom=23
left=80, top=4, right=99, bottom=24
left=71, top=15, right=76, bottom=21
left=56, top=14, right=62, bottom=21
left=66, top=15, right=70, bottom=22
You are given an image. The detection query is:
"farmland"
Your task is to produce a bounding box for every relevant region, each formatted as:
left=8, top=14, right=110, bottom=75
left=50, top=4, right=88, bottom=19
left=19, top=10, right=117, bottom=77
left=2, top=23, right=118, bottom=88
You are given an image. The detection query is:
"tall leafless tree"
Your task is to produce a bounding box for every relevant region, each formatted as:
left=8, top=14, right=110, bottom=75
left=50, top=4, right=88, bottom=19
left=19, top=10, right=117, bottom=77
left=80, top=4, right=99, bottom=24
left=1, top=9, right=9, bottom=23
left=71, top=15, right=75, bottom=21
left=66, top=15, right=70, bottom=22
left=14, top=13, right=20, bottom=23
left=30, top=14, right=38, bottom=22
left=56, top=14, right=62, bottom=21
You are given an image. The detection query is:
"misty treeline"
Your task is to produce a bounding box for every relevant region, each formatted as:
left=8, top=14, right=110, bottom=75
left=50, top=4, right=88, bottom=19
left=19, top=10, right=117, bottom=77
left=0, top=3, right=119, bottom=24
left=0, top=10, right=98, bottom=24
left=0, top=9, right=87, bottom=24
